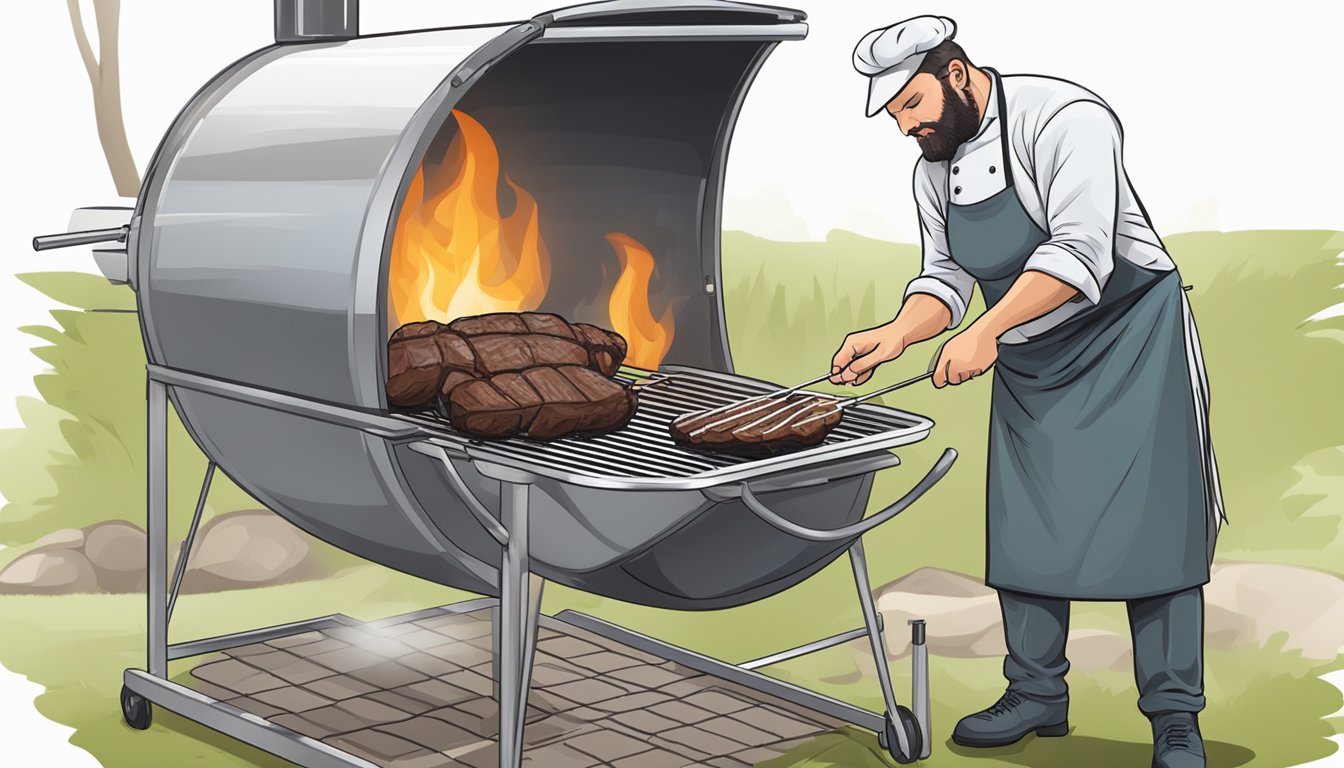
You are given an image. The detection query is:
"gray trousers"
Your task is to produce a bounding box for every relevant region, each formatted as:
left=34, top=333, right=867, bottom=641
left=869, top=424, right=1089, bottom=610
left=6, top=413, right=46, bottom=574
left=998, top=587, right=1205, bottom=717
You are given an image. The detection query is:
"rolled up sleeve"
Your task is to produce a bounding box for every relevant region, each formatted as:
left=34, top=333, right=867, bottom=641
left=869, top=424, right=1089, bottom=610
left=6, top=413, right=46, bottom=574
left=905, top=162, right=976, bottom=328
left=1021, top=101, right=1123, bottom=305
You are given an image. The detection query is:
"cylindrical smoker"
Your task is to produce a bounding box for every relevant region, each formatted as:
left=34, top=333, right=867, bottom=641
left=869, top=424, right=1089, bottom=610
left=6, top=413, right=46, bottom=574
left=35, top=2, right=952, bottom=765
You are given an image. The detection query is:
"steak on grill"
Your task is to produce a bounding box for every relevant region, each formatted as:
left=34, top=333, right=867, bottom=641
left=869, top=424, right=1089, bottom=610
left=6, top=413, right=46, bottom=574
left=669, top=393, right=842, bottom=457
left=448, top=312, right=627, bottom=377
left=386, top=313, right=628, bottom=407
left=449, top=365, right=638, bottom=439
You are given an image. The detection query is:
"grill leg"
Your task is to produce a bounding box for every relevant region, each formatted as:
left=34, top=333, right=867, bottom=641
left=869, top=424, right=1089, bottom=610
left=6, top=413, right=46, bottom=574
left=849, top=540, right=911, bottom=759
left=166, top=462, right=216, bottom=624
left=147, top=378, right=169, bottom=680
left=498, top=481, right=533, bottom=768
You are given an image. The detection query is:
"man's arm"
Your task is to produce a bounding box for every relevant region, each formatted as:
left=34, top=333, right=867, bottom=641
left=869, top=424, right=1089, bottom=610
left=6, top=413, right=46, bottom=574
left=832, top=162, right=975, bottom=384
left=934, top=100, right=1123, bottom=387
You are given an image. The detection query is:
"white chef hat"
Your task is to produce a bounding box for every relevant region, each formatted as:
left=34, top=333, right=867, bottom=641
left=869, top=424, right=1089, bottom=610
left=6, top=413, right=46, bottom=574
left=853, top=16, right=958, bottom=117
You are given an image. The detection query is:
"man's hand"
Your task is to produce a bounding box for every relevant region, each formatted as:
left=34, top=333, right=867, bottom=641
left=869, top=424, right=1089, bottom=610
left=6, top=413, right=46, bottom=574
left=932, top=326, right=998, bottom=388
left=830, top=324, right=905, bottom=386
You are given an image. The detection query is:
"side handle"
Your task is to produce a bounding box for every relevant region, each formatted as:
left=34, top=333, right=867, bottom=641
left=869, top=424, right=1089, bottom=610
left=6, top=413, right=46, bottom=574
left=33, top=226, right=128, bottom=251
left=739, top=448, right=957, bottom=543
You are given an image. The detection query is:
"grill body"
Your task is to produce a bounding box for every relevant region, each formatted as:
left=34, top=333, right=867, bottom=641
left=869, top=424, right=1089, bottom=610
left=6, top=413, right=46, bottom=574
left=123, top=2, right=935, bottom=609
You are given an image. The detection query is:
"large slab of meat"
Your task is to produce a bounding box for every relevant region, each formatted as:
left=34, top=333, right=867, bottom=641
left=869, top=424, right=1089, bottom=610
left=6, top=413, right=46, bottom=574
left=386, top=312, right=637, bottom=441
left=669, top=393, right=842, bottom=458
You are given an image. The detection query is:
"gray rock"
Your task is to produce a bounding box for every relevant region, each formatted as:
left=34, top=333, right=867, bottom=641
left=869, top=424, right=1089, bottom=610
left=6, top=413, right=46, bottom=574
left=0, top=550, right=99, bottom=594
left=83, top=520, right=147, bottom=593
left=875, top=567, right=1003, bottom=658
left=28, top=528, right=86, bottom=554
left=1204, top=562, right=1344, bottom=660
left=182, top=509, right=323, bottom=592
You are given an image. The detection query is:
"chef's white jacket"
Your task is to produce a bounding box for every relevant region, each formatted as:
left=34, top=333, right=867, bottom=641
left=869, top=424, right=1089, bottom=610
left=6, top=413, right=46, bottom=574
left=906, top=72, right=1176, bottom=343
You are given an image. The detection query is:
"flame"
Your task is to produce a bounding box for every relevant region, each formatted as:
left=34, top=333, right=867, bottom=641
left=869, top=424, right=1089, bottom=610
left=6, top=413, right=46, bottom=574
left=389, top=110, right=550, bottom=324
left=605, top=232, right=674, bottom=370
left=388, top=110, right=677, bottom=372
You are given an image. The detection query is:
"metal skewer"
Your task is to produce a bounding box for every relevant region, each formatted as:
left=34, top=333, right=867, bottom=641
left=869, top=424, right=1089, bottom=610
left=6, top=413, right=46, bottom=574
left=791, top=372, right=934, bottom=429
left=671, top=372, right=834, bottom=426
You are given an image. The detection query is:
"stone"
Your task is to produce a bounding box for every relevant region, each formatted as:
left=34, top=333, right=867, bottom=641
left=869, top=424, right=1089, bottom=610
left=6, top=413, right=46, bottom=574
left=347, top=661, right=428, bottom=689
left=874, top=567, right=1004, bottom=658
left=305, top=675, right=378, bottom=702
left=28, top=528, right=85, bottom=554
left=698, top=715, right=776, bottom=747
left=546, top=678, right=628, bottom=705
left=657, top=724, right=746, bottom=757
left=607, top=664, right=687, bottom=689
left=183, top=509, right=324, bottom=592
left=613, top=709, right=682, bottom=735
left=325, top=730, right=425, bottom=762
left=566, top=728, right=653, bottom=762
left=592, top=691, right=674, bottom=714
left=82, top=520, right=147, bottom=592
left=251, top=686, right=334, bottom=713
left=191, top=659, right=287, bottom=695
left=376, top=717, right=478, bottom=752
left=727, top=705, right=827, bottom=740
left=1204, top=562, right=1344, bottom=660
left=648, top=700, right=716, bottom=725
left=681, top=689, right=753, bottom=716
left=0, top=550, right=98, bottom=594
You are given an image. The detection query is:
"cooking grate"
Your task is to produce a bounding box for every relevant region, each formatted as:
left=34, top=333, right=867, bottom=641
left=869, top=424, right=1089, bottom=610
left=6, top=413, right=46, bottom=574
left=397, top=366, right=934, bottom=489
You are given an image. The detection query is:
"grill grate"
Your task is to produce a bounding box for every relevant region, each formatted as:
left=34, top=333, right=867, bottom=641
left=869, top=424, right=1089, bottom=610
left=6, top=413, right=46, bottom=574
left=397, top=365, right=933, bottom=487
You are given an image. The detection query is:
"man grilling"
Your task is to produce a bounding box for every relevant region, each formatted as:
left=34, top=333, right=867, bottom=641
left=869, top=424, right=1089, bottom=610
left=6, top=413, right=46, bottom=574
left=829, top=16, right=1225, bottom=768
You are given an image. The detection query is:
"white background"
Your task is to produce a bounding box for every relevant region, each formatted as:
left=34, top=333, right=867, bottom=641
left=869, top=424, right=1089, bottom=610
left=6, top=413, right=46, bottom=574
left=1, top=1, right=1341, bottom=765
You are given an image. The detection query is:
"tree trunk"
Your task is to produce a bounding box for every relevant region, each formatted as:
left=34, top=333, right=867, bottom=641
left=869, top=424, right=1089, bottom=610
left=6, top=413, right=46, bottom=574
left=68, top=0, right=141, bottom=198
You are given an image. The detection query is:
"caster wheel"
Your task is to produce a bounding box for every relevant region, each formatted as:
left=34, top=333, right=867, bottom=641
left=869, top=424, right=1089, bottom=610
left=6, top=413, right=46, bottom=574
left=121, top=685, right=152, bottom=730
left=884, top=705, right=922, bottom=764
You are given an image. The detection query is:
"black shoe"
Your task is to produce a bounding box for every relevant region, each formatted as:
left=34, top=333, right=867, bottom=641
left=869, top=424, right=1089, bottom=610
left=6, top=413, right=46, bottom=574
left=1151, top=712, right=1205, bottom=768
left=951, top=689, right=1069, bottom=748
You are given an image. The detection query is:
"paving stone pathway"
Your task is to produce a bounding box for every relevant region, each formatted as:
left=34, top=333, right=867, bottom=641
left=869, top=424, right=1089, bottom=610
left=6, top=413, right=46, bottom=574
left=187, top=607, right=846, bottom=767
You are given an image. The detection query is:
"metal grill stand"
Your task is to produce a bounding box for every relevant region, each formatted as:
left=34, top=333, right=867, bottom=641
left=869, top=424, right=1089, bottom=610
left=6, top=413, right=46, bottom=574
left=122, top=366, right=952, bottom=767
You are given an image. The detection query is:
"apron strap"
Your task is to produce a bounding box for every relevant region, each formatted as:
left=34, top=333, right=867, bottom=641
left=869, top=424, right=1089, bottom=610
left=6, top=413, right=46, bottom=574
left=983, top=67, right=1015, bottom=188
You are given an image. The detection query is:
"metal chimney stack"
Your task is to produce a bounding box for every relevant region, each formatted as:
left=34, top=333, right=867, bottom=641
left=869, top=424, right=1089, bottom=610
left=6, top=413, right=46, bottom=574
left=275, top=0, right=358, bottom=42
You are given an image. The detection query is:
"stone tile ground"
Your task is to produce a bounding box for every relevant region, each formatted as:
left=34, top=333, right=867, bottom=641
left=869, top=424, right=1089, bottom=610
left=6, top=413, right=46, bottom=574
left=188, top=607, right=845, bottom=767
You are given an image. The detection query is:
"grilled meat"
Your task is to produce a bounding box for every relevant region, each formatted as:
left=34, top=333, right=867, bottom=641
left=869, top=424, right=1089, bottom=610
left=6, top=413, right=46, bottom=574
left=386, top=313, right=628, bottom=407
left=669, top=393, right=842, bottom=457
left=449, top=365, right=638, bottom=439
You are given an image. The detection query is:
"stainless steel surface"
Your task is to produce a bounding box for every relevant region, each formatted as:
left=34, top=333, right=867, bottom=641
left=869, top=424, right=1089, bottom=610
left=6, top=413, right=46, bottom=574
left=148, top=379, right=168, bottom=679
left=418, top=444, right=510, bottom=546
left=850, top=540, right=911, bottom=759
left=167, top=462, right=215, bottom=624
left=911, top=619, right=931, bottom=760
left=740, top=448, right=957, bottom=542
left=671, top=370, right=834, bottom=426
left=554, top=610, right=887, bottom=733
left=274, top=0, right=358, bottom=42
left=167, top=615, right=357, bottom=661
left=409, top=366, right=934, bottom=491
left=123, top=671, right=379, bottom=768
left=537, top=0, right=806, bottom=24
left=31, top=226, right=127, bottom=251
left=738, top=625, right=874, bottom=671
left=131, top=9, right=805, bottom=597
left=794, top=371, right=936, bottom=429
left=539, top=22, right=807, bottom=40
left=499, top=481, right=531, bottom=768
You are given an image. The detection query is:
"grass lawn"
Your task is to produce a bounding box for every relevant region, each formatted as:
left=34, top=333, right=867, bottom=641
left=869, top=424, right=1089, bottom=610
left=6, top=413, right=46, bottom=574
left=1, top=229, right=1342, bottom=766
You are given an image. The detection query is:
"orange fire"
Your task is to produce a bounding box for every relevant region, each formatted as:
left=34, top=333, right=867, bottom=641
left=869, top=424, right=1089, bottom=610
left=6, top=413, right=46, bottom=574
left=389, top=110, right=550, bottom=324
left=605, top=233, right=675, bottom=371
left=388, top=110, right=676, bottom=370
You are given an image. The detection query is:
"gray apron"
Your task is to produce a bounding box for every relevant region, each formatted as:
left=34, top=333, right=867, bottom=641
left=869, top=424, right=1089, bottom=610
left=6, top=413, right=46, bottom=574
left=945, top=73, right=1215, bottom=600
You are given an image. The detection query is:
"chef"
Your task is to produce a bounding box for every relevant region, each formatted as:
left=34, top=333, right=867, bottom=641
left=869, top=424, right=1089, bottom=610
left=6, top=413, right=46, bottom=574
left=830, top=16, right=1226, bottom=768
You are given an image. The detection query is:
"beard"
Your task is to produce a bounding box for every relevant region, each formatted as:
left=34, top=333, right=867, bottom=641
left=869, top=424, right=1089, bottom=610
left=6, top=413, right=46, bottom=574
left=912, top=79, right=981, bottom=162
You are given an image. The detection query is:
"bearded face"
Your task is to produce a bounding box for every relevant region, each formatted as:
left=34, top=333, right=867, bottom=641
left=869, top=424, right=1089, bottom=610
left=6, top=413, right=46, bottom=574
left=909, top=78, right=981, bottom=162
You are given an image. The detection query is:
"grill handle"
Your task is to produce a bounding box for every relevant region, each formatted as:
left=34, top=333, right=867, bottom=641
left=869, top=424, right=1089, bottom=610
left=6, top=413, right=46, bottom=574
left=739, top=448, right=956, bottom=543
left=32, top=226, right=128, bottom=251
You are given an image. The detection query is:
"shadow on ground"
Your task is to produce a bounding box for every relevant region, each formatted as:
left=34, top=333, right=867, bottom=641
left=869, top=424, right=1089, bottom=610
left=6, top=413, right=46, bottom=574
left=943, top=733, right=1256, bottom=767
